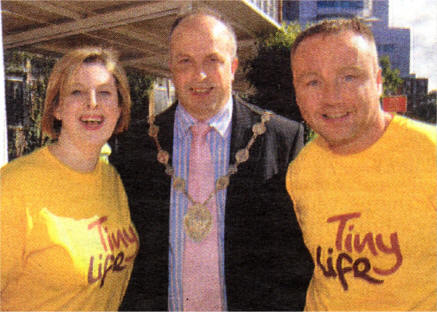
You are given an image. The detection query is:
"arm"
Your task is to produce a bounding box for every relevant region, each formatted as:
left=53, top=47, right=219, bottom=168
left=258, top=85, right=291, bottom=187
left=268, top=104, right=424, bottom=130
left=1, top=168, right=28, bottom=296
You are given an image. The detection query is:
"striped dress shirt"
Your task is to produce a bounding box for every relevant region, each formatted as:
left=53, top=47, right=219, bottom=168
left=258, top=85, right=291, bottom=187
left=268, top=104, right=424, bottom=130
left=168, top=98, right=233, bottom=311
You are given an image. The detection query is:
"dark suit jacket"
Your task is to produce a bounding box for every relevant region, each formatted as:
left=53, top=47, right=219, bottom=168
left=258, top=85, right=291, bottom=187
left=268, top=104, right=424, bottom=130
left=110, top=96, right=313, bottom=311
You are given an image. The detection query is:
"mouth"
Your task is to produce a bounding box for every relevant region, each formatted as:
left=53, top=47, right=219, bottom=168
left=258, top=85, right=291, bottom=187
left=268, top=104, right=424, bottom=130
left=322, top=112, right=350, bottom=120
left=190, top=86, right=213, bottom=95
left=80, top=115, right=104, bottom=126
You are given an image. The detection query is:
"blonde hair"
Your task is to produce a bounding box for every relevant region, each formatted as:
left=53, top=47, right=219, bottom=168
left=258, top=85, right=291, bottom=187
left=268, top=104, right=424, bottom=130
left=42, top=47, right=131, bottom=139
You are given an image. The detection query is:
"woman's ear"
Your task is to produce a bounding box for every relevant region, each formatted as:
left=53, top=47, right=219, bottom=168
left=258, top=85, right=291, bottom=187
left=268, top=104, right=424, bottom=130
left=53, top=97, right=62, bottom=120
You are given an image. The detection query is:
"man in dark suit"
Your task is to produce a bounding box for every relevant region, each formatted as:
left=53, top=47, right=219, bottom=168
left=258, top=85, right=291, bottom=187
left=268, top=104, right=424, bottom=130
left=111, top=8, right=312, bottom=311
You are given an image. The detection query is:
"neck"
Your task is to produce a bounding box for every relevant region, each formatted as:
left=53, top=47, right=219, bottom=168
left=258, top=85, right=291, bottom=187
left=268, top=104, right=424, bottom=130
left=329, top=112, right=393, bottom=155
left=49, top=141, right=101, bottom=173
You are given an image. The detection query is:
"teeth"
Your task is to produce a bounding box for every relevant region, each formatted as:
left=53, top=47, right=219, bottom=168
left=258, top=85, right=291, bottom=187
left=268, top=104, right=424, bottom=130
left=191, top=87, right=211, bottom=93
left=324, top=112, right=348, bottom=119
left=80, top=116, right=103, bottom=123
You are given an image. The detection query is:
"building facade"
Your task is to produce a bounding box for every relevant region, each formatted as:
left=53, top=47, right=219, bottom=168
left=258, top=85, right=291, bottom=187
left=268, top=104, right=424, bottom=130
left=402, top=75, right=429, bottom=110
left=248, top=0, right=282, bottom=22
left=371, top=0, right=410, bottom=76
left=283, top=0, right=411, bottom=76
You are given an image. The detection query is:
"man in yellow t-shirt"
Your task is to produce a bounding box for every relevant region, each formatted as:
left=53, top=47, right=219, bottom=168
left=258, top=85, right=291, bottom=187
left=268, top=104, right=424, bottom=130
left=287, top=18, right=436, bottom=310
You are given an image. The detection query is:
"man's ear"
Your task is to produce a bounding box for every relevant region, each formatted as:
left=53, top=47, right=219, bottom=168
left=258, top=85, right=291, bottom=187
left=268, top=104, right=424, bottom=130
left=376, top=67, right=383, bottom=97
left=231, top=57, right=239, bottom=80
left=168, top=58, right=173, bottom=73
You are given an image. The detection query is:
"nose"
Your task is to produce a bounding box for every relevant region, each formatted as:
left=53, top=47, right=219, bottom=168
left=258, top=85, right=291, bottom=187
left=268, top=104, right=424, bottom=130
left=193, top=64, right=207, bottom=81
left=87, top=90, right=98, bottom=109
left=323, top=81, right=341, bottom=106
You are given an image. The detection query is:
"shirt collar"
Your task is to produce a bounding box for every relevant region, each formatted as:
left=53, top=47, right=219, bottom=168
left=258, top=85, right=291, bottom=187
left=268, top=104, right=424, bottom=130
left=175, top=96, right=233, bottom=138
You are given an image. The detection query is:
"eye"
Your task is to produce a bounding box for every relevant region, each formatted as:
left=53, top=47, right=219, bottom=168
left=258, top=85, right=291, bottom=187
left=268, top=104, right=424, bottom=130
left=99, top=90, right=112, bottom=96
left=208, top=55, right=224, bottom=65
left=306, top=80, right=320, bottom=87
left=71, top=89, right=82, bottom=95
left=344, top=75, right=356, bottom=82
left=178, top=58, right=191, bottom=64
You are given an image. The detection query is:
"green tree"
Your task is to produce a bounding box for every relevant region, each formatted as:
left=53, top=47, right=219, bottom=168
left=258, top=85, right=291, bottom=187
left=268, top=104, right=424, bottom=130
left=244, top=23, right=302, bottom=122
left=379, top=55, right=403, bottom=96
left=126, top=68, right=154, bottom=125
left=4, top=51, right=56, bottom=159
left=244, top=23, right=319, bottom=141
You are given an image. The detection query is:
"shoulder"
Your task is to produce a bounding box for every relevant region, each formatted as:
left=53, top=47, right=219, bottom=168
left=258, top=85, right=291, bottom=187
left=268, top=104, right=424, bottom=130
left=392, top=115, right=436, bottom=145
left=1, top=147, right=48, bottom=181
left=286, top=137, right=328, bottom=193
left=101, top=159, right=124, bottom=181
left=100, top=158, right=117, bottom=174
left=233, top=96, right=303, bottom=135
left=100, top=160, right=126, bottom=191
left=389, top=115, right=436, bottom=168
left=289, top=138, right=322, bottom=166
left=1, top=148, right=52, bottom=201
left=155, top=103, right=177, bottom=124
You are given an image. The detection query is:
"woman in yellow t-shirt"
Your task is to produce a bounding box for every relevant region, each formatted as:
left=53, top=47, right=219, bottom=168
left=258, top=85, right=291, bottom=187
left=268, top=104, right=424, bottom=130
left=1, top=47, right=138, bottom=311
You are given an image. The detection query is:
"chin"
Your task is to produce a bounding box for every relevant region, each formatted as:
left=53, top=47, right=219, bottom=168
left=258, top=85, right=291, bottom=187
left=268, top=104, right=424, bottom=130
left=83, top=136, right=110, bottom=148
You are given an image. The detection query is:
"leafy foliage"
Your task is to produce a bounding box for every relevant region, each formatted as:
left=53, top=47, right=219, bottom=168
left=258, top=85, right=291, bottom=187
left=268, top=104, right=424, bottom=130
left=126, top=68, right=154, bottom=125
left=244, top=23, right=317, bottom=141
left=245, top=23, right=302, bottom=122
left=4, top=51, right=56, bottom=159
left=379, top=55, right=435, bottom=124
left=379, top=55, right=403, bottom=96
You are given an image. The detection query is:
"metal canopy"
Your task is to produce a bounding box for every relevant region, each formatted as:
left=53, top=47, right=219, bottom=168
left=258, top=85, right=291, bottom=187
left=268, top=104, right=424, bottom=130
left=2, top=0, right=280, bottom=79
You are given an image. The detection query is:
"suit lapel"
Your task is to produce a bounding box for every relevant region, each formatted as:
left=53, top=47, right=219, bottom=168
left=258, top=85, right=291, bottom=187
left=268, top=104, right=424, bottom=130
left=230, top=97, right=255, bottom=160
left=230, top=97, right=264, bottom=168
left=155, top=104, right=177, bottom=157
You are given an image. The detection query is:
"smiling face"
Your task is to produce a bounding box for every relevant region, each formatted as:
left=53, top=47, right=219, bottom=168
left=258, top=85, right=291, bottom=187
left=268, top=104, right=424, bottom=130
left=292, top=30, right=386, bottom=154
left=54, top=62, right=121, bottom=153
left=169, top=15, right=238, bottom=121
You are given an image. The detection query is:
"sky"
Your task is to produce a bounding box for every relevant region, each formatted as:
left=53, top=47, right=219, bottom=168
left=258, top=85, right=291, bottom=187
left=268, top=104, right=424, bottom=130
left=389, top=0, right=437, bottom=91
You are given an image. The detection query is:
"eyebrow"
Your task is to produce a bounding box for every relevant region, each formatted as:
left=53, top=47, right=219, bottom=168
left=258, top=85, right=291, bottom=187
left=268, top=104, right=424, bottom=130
left=295, top=66, right=364, bottom=80
left=173, top=52, right=224, bottom=62
left=174, top=53, right=190, bottom=58
left=338, top=66, right=362, bottom=73
left=68, top=81, right=115, bottom=89
left=295, top=72, right=319, bottom=82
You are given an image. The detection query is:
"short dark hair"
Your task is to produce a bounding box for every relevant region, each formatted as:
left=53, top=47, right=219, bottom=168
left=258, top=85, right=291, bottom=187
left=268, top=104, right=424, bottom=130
left=169, top=7, right=237, bottom=57
left=291, top=18, right=376, bottom=58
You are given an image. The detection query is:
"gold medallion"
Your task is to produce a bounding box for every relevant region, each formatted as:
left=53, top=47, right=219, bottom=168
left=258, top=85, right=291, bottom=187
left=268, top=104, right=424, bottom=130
left=148, top=101, right=271, bottom=243
left=183, top=204, right=213, bottom=242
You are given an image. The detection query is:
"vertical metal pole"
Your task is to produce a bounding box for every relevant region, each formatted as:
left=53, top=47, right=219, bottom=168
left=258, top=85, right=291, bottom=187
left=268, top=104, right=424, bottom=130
left=0, top=2, right=9, bottom=166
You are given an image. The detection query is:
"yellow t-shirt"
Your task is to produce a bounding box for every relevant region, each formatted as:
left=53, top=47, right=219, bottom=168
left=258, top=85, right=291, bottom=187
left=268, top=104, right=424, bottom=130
left=1, top=146, right=139, bottom=311
left=286, top=115, right=436, bottom=310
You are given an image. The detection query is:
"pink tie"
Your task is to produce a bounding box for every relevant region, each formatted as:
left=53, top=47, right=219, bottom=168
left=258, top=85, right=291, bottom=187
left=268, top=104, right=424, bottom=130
left=183, top=123, right=222, bottom=311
